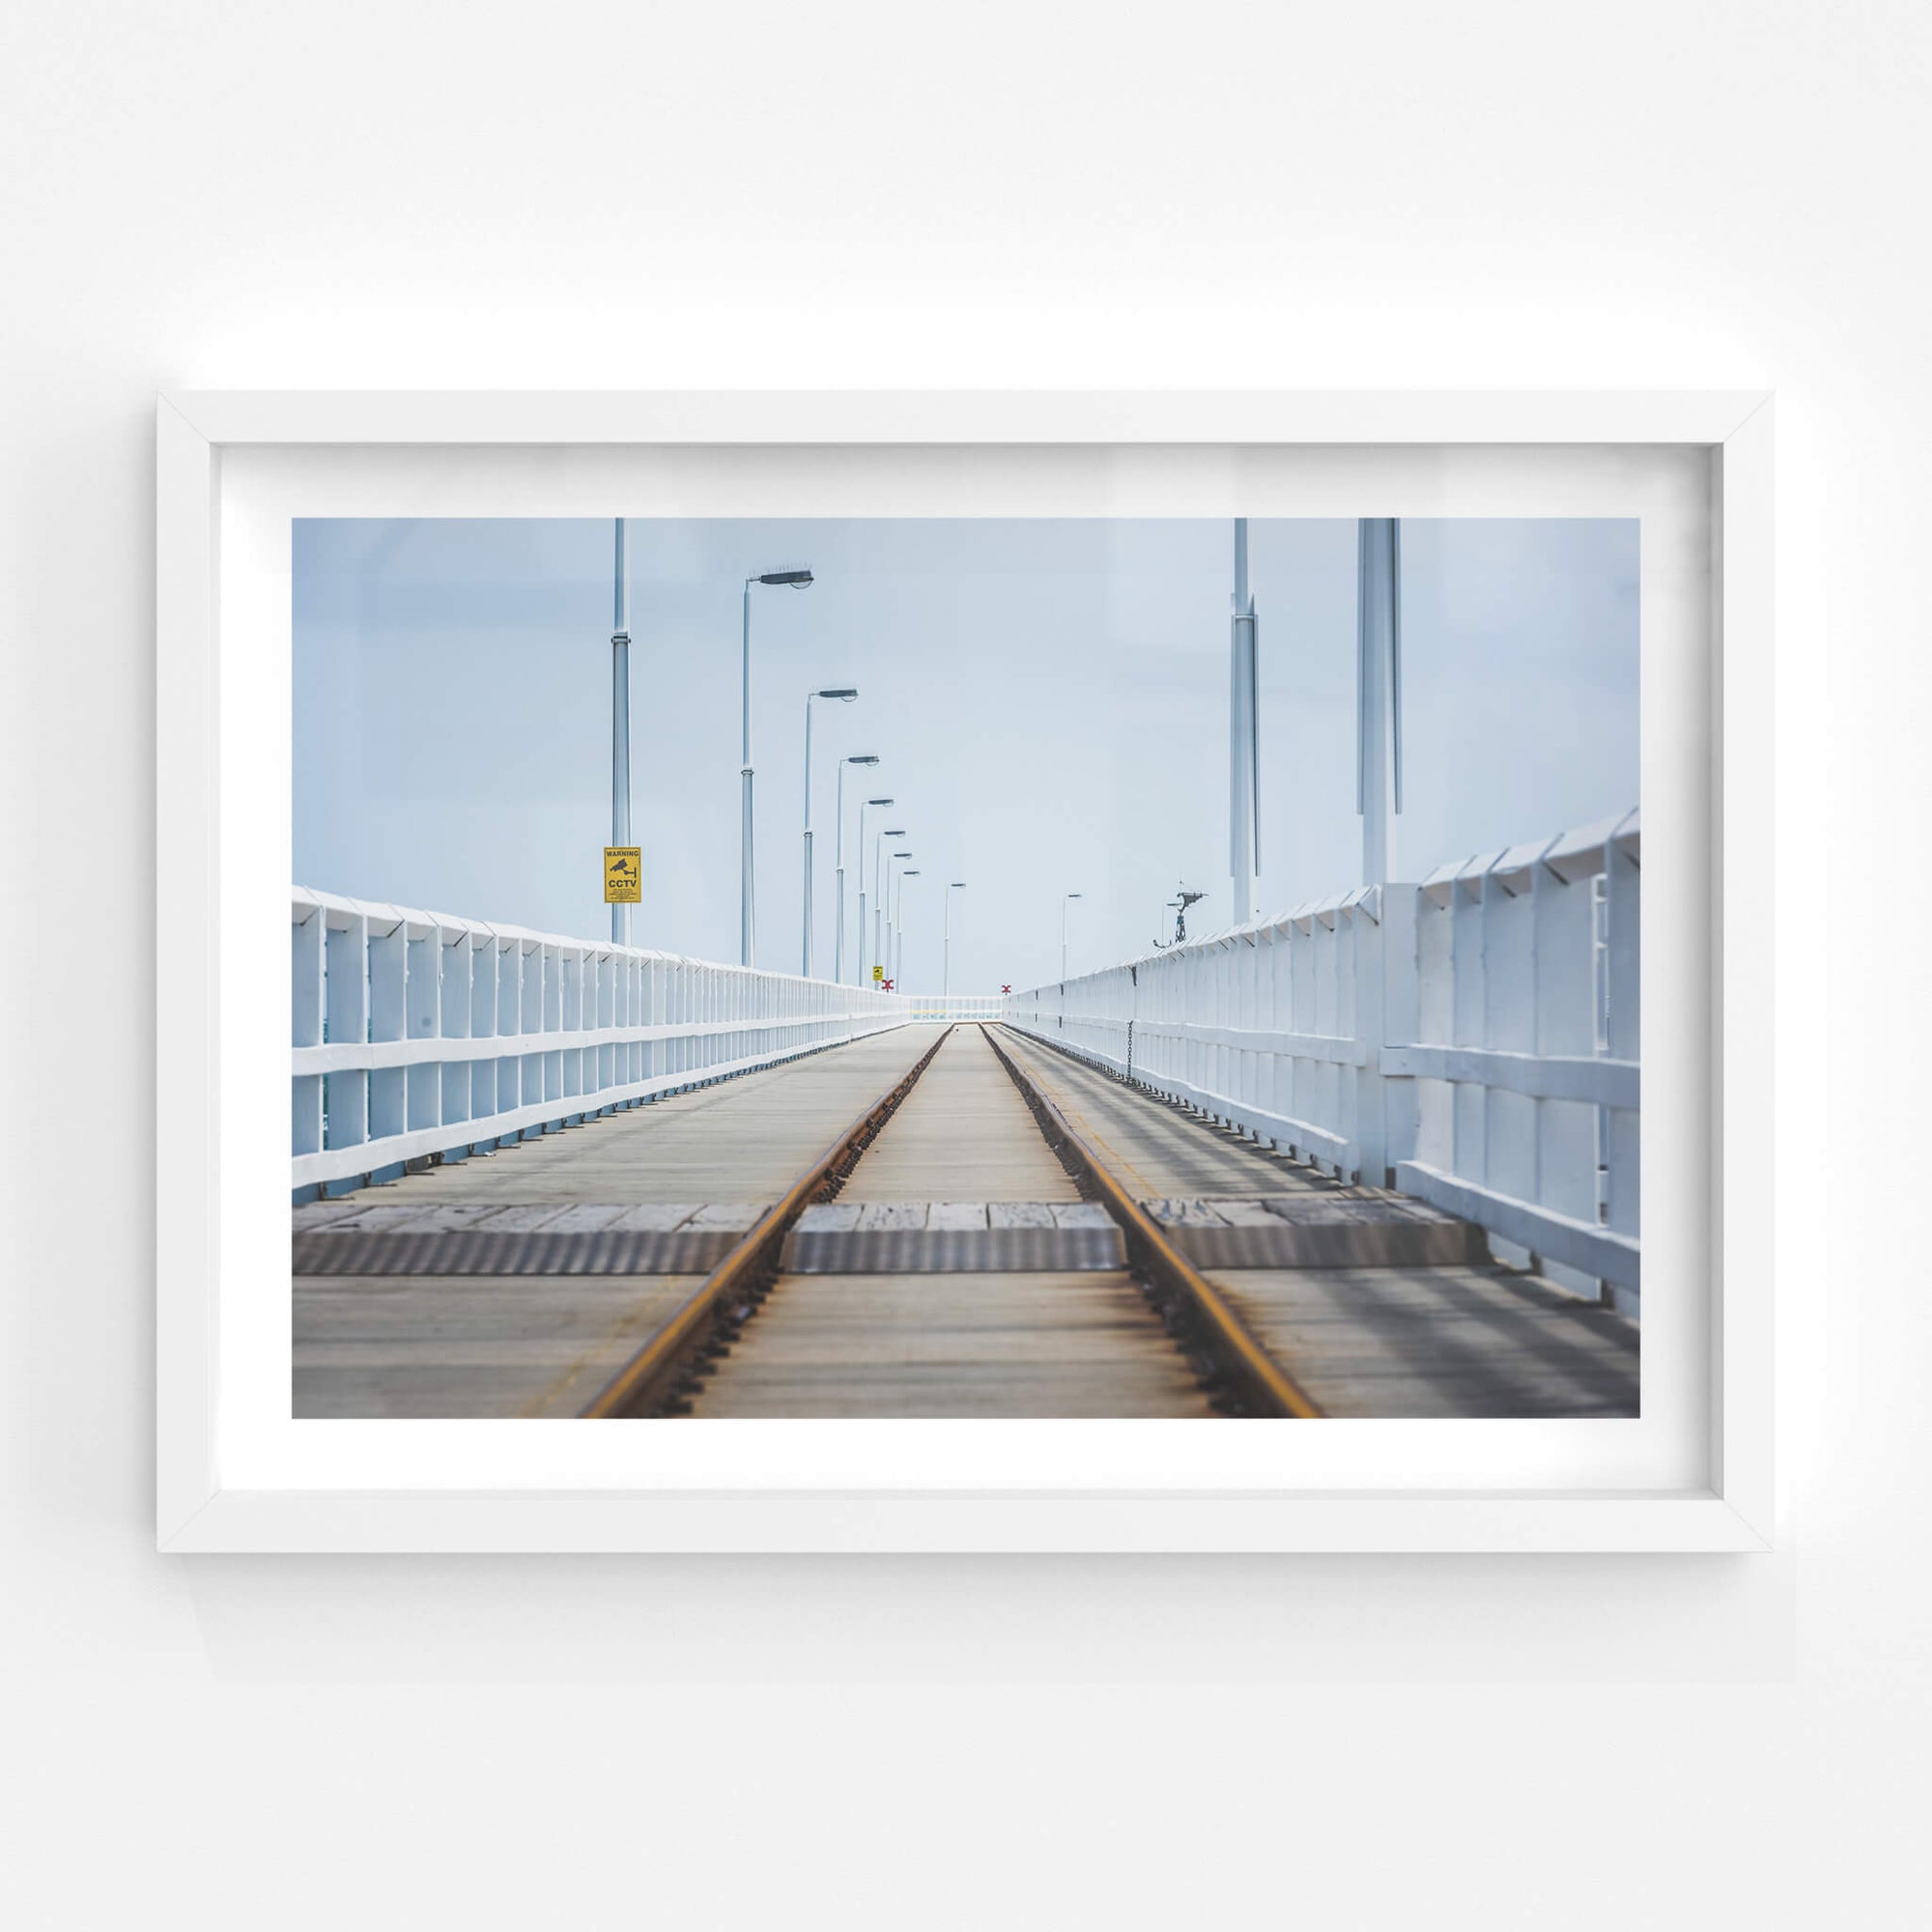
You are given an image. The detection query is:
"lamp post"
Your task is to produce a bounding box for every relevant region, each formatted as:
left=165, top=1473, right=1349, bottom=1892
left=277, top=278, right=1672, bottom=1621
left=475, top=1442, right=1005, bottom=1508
left=1230, top=517, right=1260, bottom=928
left=896, top=870, right=921, bottom=991
left=740, top=565, right=813, bottom=967
left=875, top=829, right=906, bottom=980
left=1062, top=892, right=1083, bottom=982
left=802, top=687, right=858, bottom=977
left=886, top=848, right=912, bottom=984
left=611, top=518, right=633, bottom=948
left=943, top=881, right=966, bottom=997
left=837, top=760, right=880, bottom=986
left=856, top=797, right=894, bottom=986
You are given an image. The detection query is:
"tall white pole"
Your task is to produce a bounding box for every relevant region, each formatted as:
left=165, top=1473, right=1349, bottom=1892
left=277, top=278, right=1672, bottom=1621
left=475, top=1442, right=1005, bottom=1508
left=611, top=519, right=632, bottom=948
left=858, top=805, right=872, bottom=987
left=944, top=883, right=964, bottom=997
left=1230, top=517, right=1260, bottom=927
left=739, top=580, right=754, bottom=967
left=835, top=760, right=848, bottom=985
left=895, top=873, right=916, bottom=990
left=1357, top=518, right=1403, bottom=886
left=801, top=695, right=815, bottom=978
left=854, top=801, right=891, bottom=985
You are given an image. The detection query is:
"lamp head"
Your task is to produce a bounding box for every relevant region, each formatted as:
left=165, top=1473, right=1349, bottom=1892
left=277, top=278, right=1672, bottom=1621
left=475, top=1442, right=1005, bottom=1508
left=816, top=686, right=859, bottom=701
left=848, top=754, right=881, bottom=767
left=757, top=567, right=813, bottom=588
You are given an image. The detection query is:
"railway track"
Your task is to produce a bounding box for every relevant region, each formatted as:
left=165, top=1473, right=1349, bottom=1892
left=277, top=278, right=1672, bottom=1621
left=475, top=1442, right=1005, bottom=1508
left=582, top=1023, right=955, bottom=1418
left=585, top=1022, right=1320, bottom=1419
left=296, top=1017, right=1634, bottom=1421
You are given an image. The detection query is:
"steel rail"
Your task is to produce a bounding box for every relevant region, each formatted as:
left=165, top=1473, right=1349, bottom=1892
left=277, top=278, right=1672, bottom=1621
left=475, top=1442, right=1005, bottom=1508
left=980, top=1023, right=1322, bottom=1420
left=582, top=1024, right=955, bottom=1419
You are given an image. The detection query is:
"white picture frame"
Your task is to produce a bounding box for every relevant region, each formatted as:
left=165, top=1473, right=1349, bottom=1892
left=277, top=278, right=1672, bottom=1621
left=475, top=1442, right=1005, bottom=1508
left=156, top=389, right=1774, bottom=1554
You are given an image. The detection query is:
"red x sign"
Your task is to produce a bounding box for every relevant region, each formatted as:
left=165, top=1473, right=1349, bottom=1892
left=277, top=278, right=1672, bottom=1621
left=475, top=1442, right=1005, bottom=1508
left=883, top=978, right=895, bottom=991
left=1001, top=983, right=1011, bottom=993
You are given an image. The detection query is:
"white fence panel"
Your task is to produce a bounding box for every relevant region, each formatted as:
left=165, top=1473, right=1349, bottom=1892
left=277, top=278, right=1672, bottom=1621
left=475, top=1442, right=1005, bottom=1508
left=1004, top=810, right=1641, bottom=1315
left=292, top=888, right=917, bottom=1201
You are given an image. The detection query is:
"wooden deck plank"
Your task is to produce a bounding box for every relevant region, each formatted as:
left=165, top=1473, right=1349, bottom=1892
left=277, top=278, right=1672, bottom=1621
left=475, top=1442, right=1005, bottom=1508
left=687, top=1270, right=1216, bottom=1418
left=291, top=1028, right=946, bottom=1420
left=995, top=1027, right=1350, bottom=1202
left=293, top=1273, right=703, bottom=1418
left=838, top=1027, right=1078, bottom=1203
left=324, top=1025, right=943, bottom=1208
left=1208, top=1265, right=1638, bottom=1418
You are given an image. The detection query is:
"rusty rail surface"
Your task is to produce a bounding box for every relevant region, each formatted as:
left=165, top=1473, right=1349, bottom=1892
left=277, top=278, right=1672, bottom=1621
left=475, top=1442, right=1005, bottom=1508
left=582, top=1025, right=955, bottom=1418
left=980, top=1023, right=1322, bottom=1419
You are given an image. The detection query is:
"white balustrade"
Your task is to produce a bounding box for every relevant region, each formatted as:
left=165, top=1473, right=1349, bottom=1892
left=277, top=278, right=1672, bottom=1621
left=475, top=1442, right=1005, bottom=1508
left=292, top=888, right=916, bottom=1201
left=1003, top=810, right=1641, bottom=1314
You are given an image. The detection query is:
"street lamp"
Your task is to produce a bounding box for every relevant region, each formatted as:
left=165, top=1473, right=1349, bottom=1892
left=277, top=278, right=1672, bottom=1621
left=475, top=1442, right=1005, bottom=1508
left=802, top=686, right=859, bottom=977
left=896, top=870, right=921, bottom=990
left=857, top=797, right=894, bottom=987
left=1062, top=892, right=1083, bottom=982
left=740, top=564, right=814, bottom=967
left=611, top=518, right=633, bottom=948
left=874, top=829, right=906, bottom=980
left=943, top=881, right=966, bottom=997
left=886, top=848, right=912, bottom=984
left=837, top=760, right=880, bottom=985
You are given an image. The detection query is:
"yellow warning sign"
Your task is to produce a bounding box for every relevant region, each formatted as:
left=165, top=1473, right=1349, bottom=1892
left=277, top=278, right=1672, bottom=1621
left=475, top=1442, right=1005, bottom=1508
left=604, top=847, right=641, bottom=904
left=871, top=963, right=884, bottom=983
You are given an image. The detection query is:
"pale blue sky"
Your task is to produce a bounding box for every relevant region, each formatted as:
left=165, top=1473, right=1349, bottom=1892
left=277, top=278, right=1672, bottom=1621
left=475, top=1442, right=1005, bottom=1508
left=293, top=517, right=1637, bottom=993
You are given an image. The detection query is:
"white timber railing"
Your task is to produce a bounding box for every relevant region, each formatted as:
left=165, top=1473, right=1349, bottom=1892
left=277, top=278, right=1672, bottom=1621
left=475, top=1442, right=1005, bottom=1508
left=1003, top=810, right=1640, bottom=1314
left=292, top=888, right=916, bottom=1201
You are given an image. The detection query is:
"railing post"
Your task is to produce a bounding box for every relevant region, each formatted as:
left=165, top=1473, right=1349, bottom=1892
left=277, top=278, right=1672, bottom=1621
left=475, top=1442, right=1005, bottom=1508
left=1357, top=885, right=1419, bottom=1190
left=566, top=945, right=586, bottom=1103
left=496, top=937, right=521, bottom=1119
left=541, top=940, right=561, bottom=1108
left=323, top=909, right=369, bottom=1173
left=1481, top=858, right=1538, bottom=1262
left=1412, top=880, right=1454, bottom=1172
left=292, top=902, right=324, bottom=1159
left=1533, top=848, right=1600, bottom=1296
left=367, top=915, right=407, bottom=1149
left=517, top=939, right=541, bottom=1115
left=468, top=930, right=497, bottom=1137
left=1605, top=818, right=1641, bottom=1315
left=1450, top=865, right=1489, bottom=1197
left=407, top=919, right=440, bottom=1131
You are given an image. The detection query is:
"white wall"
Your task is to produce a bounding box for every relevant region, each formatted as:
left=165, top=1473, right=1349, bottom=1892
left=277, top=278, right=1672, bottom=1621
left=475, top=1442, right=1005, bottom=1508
left=1, top=2, right=1919, bottom=1924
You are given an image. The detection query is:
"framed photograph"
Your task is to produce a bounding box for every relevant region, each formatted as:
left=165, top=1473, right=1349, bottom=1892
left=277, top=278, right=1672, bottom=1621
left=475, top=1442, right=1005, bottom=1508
left=156, top=390, right=1773, bottom=1552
